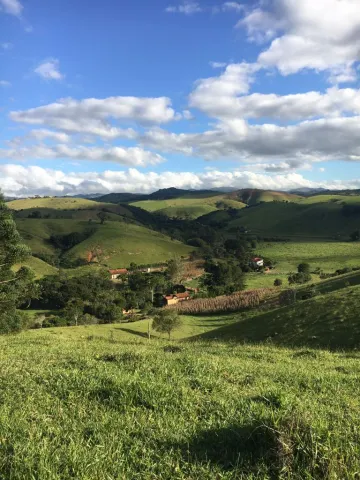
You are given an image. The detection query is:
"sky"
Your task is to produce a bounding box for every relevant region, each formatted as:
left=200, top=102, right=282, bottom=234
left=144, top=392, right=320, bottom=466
left=1, top=0, right=360, bottom=196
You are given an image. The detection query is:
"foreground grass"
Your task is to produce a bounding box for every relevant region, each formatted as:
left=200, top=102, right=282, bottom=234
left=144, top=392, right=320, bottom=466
left=1, top=329, right=360, bottom=479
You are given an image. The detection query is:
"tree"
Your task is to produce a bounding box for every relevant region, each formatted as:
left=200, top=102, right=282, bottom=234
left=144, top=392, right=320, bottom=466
left=152, top=309, right=182, bottom=340
left=97, top=211, right=109, bottom=225
left=166, top=258, right=184, bottom=283
left=0, top=194, right=33, bottom=333
left=298, top=263, right=311, bottom=274
left=274, top=278, right=283, bottom=287
left=288, top=272, right=312, bottom=285
left=350, top=230, right=360, bottom=242
left=63, top=298, right=84, bottom=326
left=202, top=259, right=245, bottom=296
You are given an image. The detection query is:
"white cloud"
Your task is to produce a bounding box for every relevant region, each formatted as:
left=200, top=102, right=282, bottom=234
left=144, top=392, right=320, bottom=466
left=209, top=61, right=227, bottom=69
left=140, top=116, right=360, bottom=166
left=0, top=80, right=11, bottom=87
left=165, top=2, right=202, bottom=14
left=9, top=129, right=71, bottom=146
left=0, top=0, right=23, bottom=16
left=34, top=59, right=64, bottom=81
left=189, top=62, right=260, bottom=118
left=1, top=42, right=13, bottom=50
left=1, top=164, right=360, bottom=198
left=0, top=145, right=164, bottom=167
left=10, top=96, right=178, bottom=141
left=239, top=0, right=360, bottom=82
left=197, top=87, right=360, bottom=121
left=222, top=2, right=244, bottom=13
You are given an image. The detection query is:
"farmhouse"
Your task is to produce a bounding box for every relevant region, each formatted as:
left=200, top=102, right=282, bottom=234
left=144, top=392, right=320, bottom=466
left=163, top=291, right=191, bottom=306
left=251, top=257, right=264, bottom=268
left=109, top=268, right=128, bottom=280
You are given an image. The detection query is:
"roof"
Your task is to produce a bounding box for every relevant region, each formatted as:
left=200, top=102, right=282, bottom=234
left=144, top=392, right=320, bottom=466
left=175, top=292, right=191, bottom=299
left=252, top=257, right=263, bottom=262
left=109, top=269, right=128, bottom=275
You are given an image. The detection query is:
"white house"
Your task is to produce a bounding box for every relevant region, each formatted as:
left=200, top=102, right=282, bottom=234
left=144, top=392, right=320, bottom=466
left=251, top=257, right=264, bottom=268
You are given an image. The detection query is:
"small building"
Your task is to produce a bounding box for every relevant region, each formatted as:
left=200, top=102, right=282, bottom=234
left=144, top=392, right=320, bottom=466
left=163, top=291, right=191, bottom=306
left=251, top=257, right=264, bottom=268
left=109, top=268, right=128, bottom=280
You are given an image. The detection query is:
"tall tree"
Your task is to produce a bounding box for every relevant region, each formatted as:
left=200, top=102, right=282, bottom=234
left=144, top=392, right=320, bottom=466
left=0, top=194, right=33, bottom=333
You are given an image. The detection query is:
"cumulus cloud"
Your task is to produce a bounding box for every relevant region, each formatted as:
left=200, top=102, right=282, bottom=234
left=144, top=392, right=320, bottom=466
left=165, top=2, right=202, bottom=14
left=1, top=164, right=360, bottom=198
left=195, top=87, right=360, bottom=121
left=0, top=0, right=23, bottom=16
left=0, top=145, right=164, bottom=167
left=34, top=59, right=64, bottom=80
left=10, top=96, right=178, bottom=141
left=140, top=116, right=360, bottom=166
left=239, top=0, right=360, bottom=82
left=189, top=63, right=260, bottom=117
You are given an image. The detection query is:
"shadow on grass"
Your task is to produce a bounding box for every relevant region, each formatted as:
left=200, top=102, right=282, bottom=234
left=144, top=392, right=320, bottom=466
left=116, top=327, right=149, bottom=339
left=166, top=421, right=283, bottom=477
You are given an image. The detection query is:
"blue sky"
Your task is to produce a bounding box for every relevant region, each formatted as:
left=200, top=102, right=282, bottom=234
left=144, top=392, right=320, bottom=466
left=1, top=0, right=360, bottom=196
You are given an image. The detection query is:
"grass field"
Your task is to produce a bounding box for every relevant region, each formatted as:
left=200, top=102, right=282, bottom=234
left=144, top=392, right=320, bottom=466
left=13, top=256, right=58, bottom=278
left=131, top=196, right=246, bottom=219
left=3, top=287, right=360, bottom=478
left=62, top=221, right=193, bottom=267
left=198, top=283, right=360, bottom=349
left=7, top=197, right=103, bottom=210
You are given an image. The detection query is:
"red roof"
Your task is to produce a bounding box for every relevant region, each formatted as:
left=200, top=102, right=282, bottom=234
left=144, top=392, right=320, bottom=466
left=109, top=269, right=128, bottom=275
left=252, top=257, right=263, bottom=262
left=175, top=292, right=191, bottom=299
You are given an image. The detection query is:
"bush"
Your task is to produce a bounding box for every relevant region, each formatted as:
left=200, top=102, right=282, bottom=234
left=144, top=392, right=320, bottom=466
left=288, top=272, right=312, bottom=285
left=274, top=279, right=283, bottom=287
left=298, top=263, right=311, bottom=274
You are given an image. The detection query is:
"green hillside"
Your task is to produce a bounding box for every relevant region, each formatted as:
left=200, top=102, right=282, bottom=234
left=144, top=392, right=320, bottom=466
left=62, top=221, right=193, bottom=267
left=197, top=284, right=360, bottom=350
left=7, top=197, right=102, bottom=210
left=13, top=255, right=58, bottom=278
left=2, top=312, right=360, bottom=477
left=201, top=200, right=360, bottom=239
left=227, top=189, right=302, bottom=205
left=131, top=196, right=246, bottom=219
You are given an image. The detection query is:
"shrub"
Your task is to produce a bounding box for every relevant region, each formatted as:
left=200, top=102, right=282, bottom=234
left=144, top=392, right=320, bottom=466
left=274, top=279, right=283, bottom=287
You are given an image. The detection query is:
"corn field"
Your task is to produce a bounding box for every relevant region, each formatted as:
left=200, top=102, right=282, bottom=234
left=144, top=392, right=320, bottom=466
left=167, top=289, right=273, bottom=315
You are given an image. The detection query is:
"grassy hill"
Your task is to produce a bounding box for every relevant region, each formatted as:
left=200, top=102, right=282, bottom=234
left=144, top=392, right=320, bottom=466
left=62, top=221, right=193, bottom=267
left=13, top=255, right=58, bottom=278
left=200, top=200, right=360, bottom=239
left=1, top=307, right=360, bottom=477
left=131, top=195, right=246, bottom=219
left=227, top=188, right=302, bottom=205
left=197, top=284, right=360, bottom=350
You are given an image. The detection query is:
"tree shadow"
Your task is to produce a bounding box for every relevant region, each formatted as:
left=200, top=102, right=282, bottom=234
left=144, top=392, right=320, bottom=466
left=116, top=327, right=149, bottom=339
left=165, top=421, right=283, bottom=477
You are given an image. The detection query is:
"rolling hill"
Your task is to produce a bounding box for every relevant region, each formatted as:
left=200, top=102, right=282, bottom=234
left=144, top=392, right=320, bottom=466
left=200, top=196, right=360, bottom=239
left=7, top=197, right=194, bottom=271
left=196, top=284, right=360, bottom=350
left=226, top=188, right=302, bottom=205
